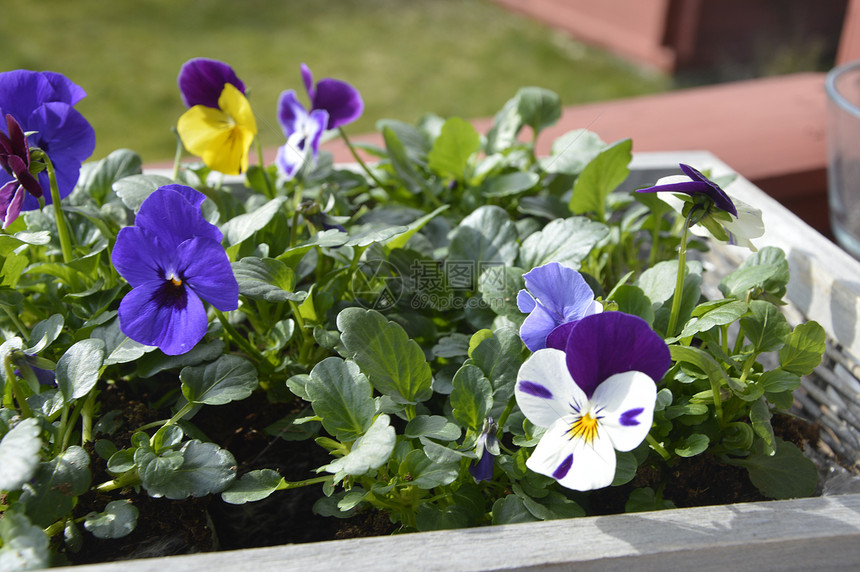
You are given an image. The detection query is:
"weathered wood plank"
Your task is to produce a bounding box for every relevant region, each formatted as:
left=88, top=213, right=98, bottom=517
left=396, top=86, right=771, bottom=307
left=57, top=493, right=860, bottom=572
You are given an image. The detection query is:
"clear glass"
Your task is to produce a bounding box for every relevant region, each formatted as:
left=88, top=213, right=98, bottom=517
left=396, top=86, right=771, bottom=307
left=827, top=60, right=860, bottom=259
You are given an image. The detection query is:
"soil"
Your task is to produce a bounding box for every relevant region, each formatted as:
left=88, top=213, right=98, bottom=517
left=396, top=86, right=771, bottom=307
left=63, top=384, right=824, bottom=566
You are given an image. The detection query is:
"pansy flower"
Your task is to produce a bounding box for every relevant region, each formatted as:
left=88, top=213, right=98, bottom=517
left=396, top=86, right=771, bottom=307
left=176, top=58, right=257, bottom=175
left=637, top=163, right=764, bottom=251
left=469, top=418, right=500, bottom=483
left=517, top=262, right=602, bottom=352
left=515, top=312, right=670, bottom=491
left=300, top=63, right=364, bottom=130
left=275, top=90, right=328, bottom=180
left=111, top=184, right=239, bottom=355
left=0, top=70, right=95, bottom=213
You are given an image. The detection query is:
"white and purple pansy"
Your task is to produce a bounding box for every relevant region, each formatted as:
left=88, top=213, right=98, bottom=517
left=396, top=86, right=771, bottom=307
left=517, top=262, right=602, bottom=352
left=275, top=90, right=329, bottom=180
left=515, top=311, right=670, bottom=491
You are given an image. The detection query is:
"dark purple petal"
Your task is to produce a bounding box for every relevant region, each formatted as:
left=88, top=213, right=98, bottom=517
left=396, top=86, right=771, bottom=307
left=564, top=312, right=670, bottom=398
left=553, top=454, right=574, bottom=479
left=277, top=90, right=305, bottom=136
left=118, top=279, right=208, bottom=355
left=0, top=70, right=85, bottom=119
left=469, top=451, right=495, bottom=482
left=546, top=321, right=576, bottom=350
left=176, top=237, right=239, bottom=311
left=620, top=408, right=644, bottom=426
left=518, top=381, right=554, bottom=399
left=134, top=185, right=221, bottom=248
left=636, top=163, right=737, bottom=217
left=178, top=58, right=245, bottom=109
left=311, top=77, right=364, bottom=130
left=0, top=180, right=23, bottom=228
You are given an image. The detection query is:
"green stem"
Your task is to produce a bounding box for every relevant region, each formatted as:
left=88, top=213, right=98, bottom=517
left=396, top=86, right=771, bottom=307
left=666, top=208, right=697, bottom=337
left=81, top=389, right=98, bottom=445
left=2, top=306, right=28, bottom=337
left=288, top=182, right=304, bottom=249
left=646, top=433, right=672, bottom=461
left=95, top=469, right=142, bottom=493
left=214, top=309, right=268, bottom=365
left=495, top=395, right=517, bottom=439
left=276, top=475, right=332, bottom=490
left=44, top=154, right=74, bottom=262
left=171, top=127, right=183, bottom=181
left=4, top=355, right=33, bottom=418
left=254, top=137, right=275, bottom=199
left=338, top=127, right=387, bottom=189
left=164, top=402, right=197, bottom=427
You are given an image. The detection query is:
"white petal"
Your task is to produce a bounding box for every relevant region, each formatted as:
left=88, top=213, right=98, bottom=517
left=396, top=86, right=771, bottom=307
left=592, top=371, right=657, bottom=452
left=723, top=196, right=764, bottom=251
left=516, top=349, right=584, bottom=428
left=527, top=417, right=617, bottom=491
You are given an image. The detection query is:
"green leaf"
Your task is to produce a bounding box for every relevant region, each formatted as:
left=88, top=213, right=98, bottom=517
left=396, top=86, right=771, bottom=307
left=56, top=339, right=105, bottom=401
left=539, top=129, right=606, bottom=175
left=491, top=495, right=539, bottom=525
left=139, top=440, right=237, bottom=499
left=113, top=173, right=174, bottom=212
left=180, top=354, right=259, bottom=406
left=469, top=327, right=525, bottom=394
left=447, top=205, right=518, bottom=267
left=518, top=216, right=609, bottom=270
left=384, top=205, right=449, bottom=251
left=0, top=418, right=42, bottom=491
left=611, top=285, right=655, bottom=324
left=91, top=317, right=157, bottom=366
left=678, top=300, right=749, bottom=339
left=480, top=171, right=539, bottom=198
left=26, top=313, right=64, bottom=354
left=478, top=265, right=525, bottom=319
left=79, top=148, right=143, bottom=203
left=516, top=86, right=561, bottom=135
left=759, top=369, right=802, bottom=393
left=136, top=339, right=224, bottom=379
left=399, top=448, right=459, bottom=489
left=719, top=246, right=789, bottom=298
left=382, top=125, right=430, bottom=195
left=323, top=414, right=396, bottom=478
left=306, top=358, right=376, bottom=442
left=232, top=257, right=306, bottom=303
left=0, top=230, right=50, bottom=257
left=670, top=345, right=728, bottom=392
left=404, top=415, right=461, bottom=441
left=450, top=364, right=493, bottom=431
left=740, top=300, right=790, bottom=353
left=625, top=487, right=677, bottom=513
left=427, top=117, right=481, bottom=180
left=569, top=138, right=632, bottom=221
left=337, top=308, right=433, bottom=404
left=221, top=197, right=288, bottom=246
left=674, top=434, right=709, bottom=457
left=779, top=321, right=826, bottom=376
left=750, top=397, right=775, bottom=455
left=485, top=95, right=523, bottom=154
left=0, top=511, right=50, bottom=571
left=83, top=500, right=139, bottom=539
left=19, top=446, right=91, bottom=527
left=221, top=469, right=284, bottom=504
left=729, top=438, right=817, bottom=499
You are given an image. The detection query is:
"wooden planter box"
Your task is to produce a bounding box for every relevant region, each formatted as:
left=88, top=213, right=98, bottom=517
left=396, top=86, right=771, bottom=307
left=62, top=152, right=860, bottom=571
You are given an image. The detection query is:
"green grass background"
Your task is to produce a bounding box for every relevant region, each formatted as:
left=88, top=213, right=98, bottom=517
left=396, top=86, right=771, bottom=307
left=2, top=0, right=669, bottom=164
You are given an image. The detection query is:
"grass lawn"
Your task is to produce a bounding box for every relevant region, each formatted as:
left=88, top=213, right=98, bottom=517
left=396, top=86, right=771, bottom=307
left=2, top=0, right=669, bottom=164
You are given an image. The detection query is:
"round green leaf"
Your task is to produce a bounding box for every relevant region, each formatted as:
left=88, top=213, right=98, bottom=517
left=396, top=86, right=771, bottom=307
left=221, top=469, right=284, bottom=505
left=0, top=418, right=42, bottom=491
left=83, top=500, right=139, bottom=539
left=180, top=355, right=258, bottom=406
left=56, top=338, right=105, bottom=401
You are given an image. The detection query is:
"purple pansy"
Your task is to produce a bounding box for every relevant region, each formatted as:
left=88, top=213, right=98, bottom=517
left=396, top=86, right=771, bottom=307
left=0, top=115, right=42, bottom=228
left=515, top=312, right=670, bottom=491
left=517, top=262, right=602, bottom=352
left=469, top=418, right=500, bottom=483
left=0, top=70, right=95, bottom=213
left=177, top=58, right=246, bottom=109
left=111, top=184, right=238, bottom=355
left=637, top=163, right=737, bottom=217
left=300, top=63, right=363, bottom=130
left=275, top=90, right=328, bottom=179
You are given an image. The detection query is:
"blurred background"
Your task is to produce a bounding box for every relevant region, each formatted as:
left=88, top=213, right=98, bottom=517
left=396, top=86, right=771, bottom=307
left=0, top=0, right=847, bottom=164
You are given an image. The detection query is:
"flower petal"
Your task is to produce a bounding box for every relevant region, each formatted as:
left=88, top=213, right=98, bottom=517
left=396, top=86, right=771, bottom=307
left=134, top=185, right=221, bottom=248
left=312, top=77, right=364, bottom=130
left=118, top=279, right=208, bottom=355
left=516, top=348, right=585, bottom=428
left=111, top=226, right=171, bottom=288
left=519, top=303, right=562, bottom=351
left=564, top=312, right=670, bottom=398
left=300, top=63, right=315, bottom=101
left=680, top=164, right=737, bottom=217
left=592, top=370, right=657, bottom=452
left=176, top=237, right=239, bottom=311
left=527, top=417, right=617, bottom=491
left=178, top=58, right=245, bottom=109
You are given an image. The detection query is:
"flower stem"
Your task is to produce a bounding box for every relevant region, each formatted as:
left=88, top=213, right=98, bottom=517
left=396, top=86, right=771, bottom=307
left=254, top=137, right=275, bottom=199
left=646, top=434, right=672, bottom=461
left=214, top=309, right=268, bottom=366
left=95, top=469, right=141, bottom=493
left=3, top=354, right=33, bottom=418
left=666, top=208, right=697, bottom=337
left=171, top=127, right=183, bottom=181
left=337, top=127, right=387, bottom=189
left=44, top=154, right=74, bottom=263
left=276, top=475, right=332, bottom=490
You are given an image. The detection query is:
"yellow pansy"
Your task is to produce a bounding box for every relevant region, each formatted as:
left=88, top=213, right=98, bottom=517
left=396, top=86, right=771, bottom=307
left=177, top=83, right=257, bottom=175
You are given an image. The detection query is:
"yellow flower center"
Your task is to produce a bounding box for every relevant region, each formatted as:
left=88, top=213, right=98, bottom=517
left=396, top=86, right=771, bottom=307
left=567, top=412, right=599, bottom=444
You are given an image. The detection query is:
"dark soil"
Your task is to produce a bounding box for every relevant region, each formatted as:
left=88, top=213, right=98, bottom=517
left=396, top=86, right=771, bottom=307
left=64, top=383, right=824, bottom=565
